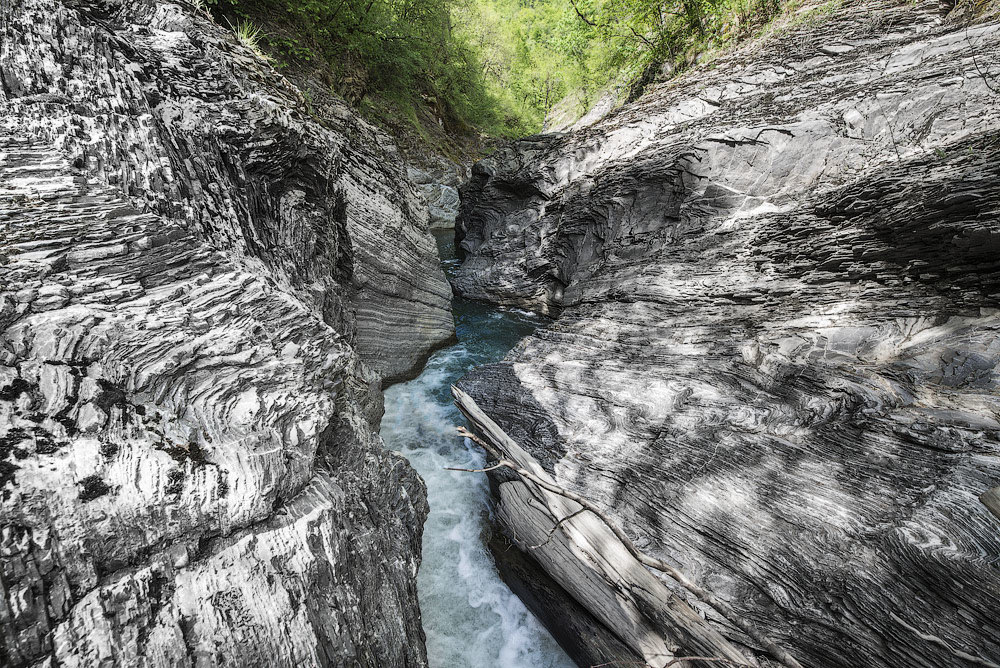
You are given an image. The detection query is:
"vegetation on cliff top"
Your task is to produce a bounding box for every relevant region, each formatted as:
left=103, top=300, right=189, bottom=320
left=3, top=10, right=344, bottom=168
left=209, top=0, right=1000, bottom=139
left=207, top=0, right=807, bottom=138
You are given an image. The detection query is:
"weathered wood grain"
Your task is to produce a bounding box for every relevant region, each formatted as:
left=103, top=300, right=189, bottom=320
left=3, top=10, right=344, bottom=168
left=455, top=387, right=756, bottom=668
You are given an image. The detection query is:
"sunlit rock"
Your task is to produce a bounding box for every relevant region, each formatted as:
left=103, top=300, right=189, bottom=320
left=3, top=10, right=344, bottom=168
left=0, top=0, right=453, bottom=665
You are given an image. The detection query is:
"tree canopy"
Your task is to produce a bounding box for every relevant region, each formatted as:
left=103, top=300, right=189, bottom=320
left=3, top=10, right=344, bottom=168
left=211, top=0, right=795, bottom=137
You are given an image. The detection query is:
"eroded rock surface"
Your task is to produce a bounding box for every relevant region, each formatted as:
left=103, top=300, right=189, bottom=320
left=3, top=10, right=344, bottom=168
left=0, top=0, right=452, bottom=665
left=408, top=155, right=467, bottom=229
left=454, top=2, right=1000, bottom=666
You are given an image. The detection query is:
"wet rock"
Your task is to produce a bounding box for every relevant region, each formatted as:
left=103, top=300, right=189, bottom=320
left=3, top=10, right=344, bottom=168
left=454, top=2, right=1000, bottom=667
left=0, top=0, right=450, bottom=665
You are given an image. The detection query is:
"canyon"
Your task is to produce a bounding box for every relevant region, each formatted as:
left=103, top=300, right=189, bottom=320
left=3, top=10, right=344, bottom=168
left=2, top=0, right=1000, bottom=666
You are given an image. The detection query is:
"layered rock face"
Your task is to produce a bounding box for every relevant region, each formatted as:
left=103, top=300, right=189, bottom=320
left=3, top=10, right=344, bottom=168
left=408, top=155, right=466, bottom=229
left=454, top=2, right=1000, bottom=666
left=0, top=0, right=452, bottom=665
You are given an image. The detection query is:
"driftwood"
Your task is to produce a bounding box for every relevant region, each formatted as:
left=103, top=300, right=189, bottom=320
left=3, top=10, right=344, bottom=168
left=450, top=420, right=804, bottom=668
left=452, top=387, right=757, bottom=668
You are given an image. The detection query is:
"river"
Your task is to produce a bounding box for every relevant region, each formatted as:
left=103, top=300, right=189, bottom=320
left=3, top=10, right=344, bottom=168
left=380, top=230, right=575, bottom=668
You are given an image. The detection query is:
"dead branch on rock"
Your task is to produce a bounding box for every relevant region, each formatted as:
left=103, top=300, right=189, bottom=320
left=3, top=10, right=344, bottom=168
left=454, top=425, right=804, bottom=668
left=966, top=21, right=1000, bottom=93
left=971, top=44, right=1000, bottom=92
left=529, top=507, right=589, bottom=549
left=444, top=462, right=506, bottom=474
left=874, top=97, right=902, bottom=161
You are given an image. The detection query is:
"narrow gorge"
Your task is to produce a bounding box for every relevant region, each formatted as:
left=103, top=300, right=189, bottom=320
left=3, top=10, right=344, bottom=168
left=381, top=231, right=573, bottom=667
left=2, top=0, right=999, bottom=667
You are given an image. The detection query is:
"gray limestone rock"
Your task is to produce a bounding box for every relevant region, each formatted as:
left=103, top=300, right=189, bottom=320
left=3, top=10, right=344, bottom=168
left=453, top=2, right=1000, bottom=667
left=0, top=0, right=453, bottom=665
left=408, top=155, right=467, bottom=229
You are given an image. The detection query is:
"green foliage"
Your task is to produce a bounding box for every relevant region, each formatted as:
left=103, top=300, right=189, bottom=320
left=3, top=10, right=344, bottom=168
left=227, top=17, right=268, bottom=59
left=208, top=0, right=796, bottom=137
left=452, top=0, right=795, bottom=131
left=452, top=0, right=603, bottom=130
left=211, top=0, right=520, bottom=135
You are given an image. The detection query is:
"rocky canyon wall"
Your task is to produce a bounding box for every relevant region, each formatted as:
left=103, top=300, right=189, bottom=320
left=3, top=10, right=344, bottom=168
left=0, top=0, right=453, bottom=665
left=453, top=1, right=1000, bottom=666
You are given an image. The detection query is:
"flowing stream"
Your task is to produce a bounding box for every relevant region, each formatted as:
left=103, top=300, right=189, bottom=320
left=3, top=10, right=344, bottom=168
left=381, top=231, right=575, bottom=668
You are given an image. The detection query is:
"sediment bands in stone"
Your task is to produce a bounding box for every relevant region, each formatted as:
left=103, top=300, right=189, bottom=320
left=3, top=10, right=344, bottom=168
left=453, top=1, right=1000, bottom=667
left=0, top=0, right=452, bottom=665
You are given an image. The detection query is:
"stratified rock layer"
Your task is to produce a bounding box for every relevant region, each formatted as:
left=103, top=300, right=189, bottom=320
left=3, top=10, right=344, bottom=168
left=0, top=0, right=452, bottom=665
left=454, top=2, right=1000, bottom=666
left=408, top=156, right=466, bottom=229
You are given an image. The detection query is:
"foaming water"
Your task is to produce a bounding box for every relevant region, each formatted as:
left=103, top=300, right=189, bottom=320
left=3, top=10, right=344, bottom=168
left=380, top=231, right=575, bottom=668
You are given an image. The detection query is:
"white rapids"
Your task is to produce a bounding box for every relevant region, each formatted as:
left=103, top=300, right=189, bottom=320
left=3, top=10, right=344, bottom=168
left=380, top=233, right=575, bottom=668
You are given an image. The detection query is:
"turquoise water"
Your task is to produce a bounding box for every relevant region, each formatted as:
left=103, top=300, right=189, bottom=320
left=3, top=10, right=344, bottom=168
left=380, top=231, right=574, bottom=668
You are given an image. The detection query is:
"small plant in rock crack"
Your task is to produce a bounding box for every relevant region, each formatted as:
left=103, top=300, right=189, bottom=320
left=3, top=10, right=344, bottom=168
left=227, top=19, right=269, bottom=62
left=302, top=89, right=316, bottom=117
left=188, top=0, right=211, bottom=15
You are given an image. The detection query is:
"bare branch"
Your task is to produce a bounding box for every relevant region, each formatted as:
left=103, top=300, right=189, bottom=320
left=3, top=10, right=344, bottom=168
left=966, top=21, right=1000, bottom=93
left=569, top=0, right=602, bottom=28
left=444, top=462, right=506, bottom=473
left=629, top=25, right=656, bottom=49
left=528, top=507, right=589, bottom=549
left=971, top=48, right=1000, bottom=92
left=874, top=97, right=901, bottom=161
left=457, top=426, right=503, bottom=458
